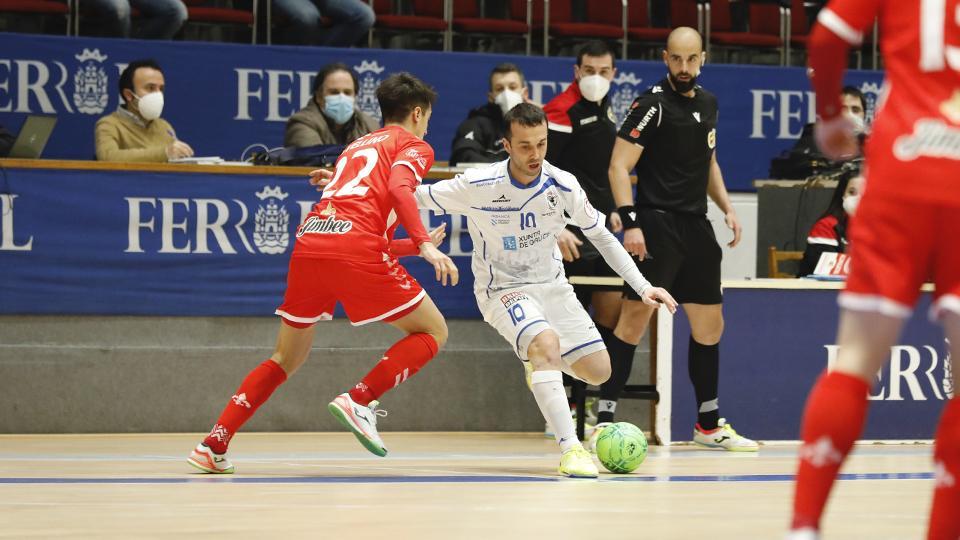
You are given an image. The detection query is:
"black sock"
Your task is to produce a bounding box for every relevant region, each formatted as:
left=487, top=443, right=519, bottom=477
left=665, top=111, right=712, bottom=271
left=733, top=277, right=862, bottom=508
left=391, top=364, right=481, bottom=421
left=598, top=329, right=636, bottom=424
left=688, top=336, right=720, bottom=430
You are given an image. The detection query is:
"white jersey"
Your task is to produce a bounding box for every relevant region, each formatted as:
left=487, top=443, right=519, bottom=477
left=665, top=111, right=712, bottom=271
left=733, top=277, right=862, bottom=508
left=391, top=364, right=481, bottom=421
left=415, top=159, right=651, bottom=299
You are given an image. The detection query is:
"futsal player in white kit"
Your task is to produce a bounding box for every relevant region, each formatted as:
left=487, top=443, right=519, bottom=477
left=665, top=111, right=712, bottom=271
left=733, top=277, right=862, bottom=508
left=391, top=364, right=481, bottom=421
left=415, top=103, right=677, bottom=477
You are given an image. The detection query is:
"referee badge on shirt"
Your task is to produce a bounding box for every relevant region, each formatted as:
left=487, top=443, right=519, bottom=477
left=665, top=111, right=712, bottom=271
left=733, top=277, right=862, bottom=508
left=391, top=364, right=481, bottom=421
left=708, top=128, right=717, bottom=149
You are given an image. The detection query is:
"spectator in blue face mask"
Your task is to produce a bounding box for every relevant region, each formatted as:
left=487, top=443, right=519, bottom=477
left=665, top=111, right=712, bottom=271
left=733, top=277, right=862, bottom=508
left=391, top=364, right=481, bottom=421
left=284, top=62, right=380, bottom=148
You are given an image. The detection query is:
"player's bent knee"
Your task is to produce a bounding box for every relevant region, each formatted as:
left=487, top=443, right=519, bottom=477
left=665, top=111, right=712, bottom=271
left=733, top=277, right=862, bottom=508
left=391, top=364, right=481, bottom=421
left=583, top=365, right=611, bottom=386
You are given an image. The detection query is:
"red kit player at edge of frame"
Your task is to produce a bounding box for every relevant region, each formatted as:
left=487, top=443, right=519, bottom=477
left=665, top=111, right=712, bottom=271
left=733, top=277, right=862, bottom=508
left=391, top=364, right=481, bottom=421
left=788, top=1, right=960, bottom=539
left=187, top=72, right=459, bottom=474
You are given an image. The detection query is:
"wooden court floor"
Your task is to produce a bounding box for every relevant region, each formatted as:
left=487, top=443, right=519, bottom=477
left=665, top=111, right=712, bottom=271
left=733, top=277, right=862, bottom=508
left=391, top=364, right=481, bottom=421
left=0, top=433, right=936, bottom=539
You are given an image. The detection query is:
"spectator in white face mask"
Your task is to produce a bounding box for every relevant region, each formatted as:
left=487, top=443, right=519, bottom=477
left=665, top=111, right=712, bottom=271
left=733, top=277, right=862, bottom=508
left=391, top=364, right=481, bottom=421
left=799, top=171, right=865, bottom=276
left=285, top=63, right=380, bottom=148
left=95, top=59, right=193, bottom=163
left=449, top=63, right=530, bottom=166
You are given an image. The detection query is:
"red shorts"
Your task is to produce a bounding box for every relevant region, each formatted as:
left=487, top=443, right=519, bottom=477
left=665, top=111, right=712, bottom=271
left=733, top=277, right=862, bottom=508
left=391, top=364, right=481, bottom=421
left=275, top=256, right=425, bottom=327
left=840, top=190, right=960, bottom=320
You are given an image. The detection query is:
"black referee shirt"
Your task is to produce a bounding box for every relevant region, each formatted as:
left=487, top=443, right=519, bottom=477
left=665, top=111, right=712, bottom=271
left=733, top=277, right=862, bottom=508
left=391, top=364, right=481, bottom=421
left=544, top=82, right=618, bottom=214
left=617, top=77, right=718, bottom=215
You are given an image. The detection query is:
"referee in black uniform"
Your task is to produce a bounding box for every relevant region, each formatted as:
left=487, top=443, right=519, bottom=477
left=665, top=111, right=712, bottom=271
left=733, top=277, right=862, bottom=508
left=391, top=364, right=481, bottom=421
left=604, top=27, right=757, bottom=451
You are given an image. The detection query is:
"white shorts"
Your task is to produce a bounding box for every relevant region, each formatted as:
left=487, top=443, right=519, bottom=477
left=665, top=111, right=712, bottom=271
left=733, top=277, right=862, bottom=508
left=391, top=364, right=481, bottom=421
left=478, top=279, right=606, bottom=364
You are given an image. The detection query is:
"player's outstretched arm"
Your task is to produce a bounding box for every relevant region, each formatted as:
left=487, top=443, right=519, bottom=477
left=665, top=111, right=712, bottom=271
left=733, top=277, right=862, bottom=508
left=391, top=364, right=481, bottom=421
left=419, top=242, right=459, bottom=286
left=308, top=168, right=334, bottom=190
left=640, top=286, right=678, bottom=314
left=388, top=223, right=447, bottom=258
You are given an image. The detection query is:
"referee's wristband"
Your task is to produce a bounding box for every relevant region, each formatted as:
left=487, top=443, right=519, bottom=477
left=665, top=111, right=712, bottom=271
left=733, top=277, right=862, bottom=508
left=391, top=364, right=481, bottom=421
left=616, top=206, right=640, bottom=229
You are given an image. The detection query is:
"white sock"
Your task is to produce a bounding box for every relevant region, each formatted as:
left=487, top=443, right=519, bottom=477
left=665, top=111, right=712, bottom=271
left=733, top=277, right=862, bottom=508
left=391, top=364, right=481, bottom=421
left=530, top=370, right=580, bottom=453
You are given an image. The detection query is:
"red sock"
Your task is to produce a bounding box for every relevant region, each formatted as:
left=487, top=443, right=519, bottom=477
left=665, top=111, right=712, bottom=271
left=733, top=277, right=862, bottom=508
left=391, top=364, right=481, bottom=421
left=203, top=359, right=287, bottom=454
left=791, top=371, right=870, bottom=531
left=349, top=333, right=438, bottom=406
left=928, top=398, right=960, bottom=540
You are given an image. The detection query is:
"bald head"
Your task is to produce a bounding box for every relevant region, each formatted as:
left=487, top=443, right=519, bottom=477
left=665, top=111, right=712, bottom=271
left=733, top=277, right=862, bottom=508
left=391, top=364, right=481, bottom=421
left=662, top=27, right=705, bottom=95
left=666, top=26, right=703, bottom=54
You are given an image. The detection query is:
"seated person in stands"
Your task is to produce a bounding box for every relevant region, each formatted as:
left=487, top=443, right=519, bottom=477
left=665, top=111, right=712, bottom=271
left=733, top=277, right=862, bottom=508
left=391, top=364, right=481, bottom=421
left=284, top=63, right=379, bottom=148
left=799, top=171, right=865, bottom=276
left=95, top=59, right=193, bottom=162
left=449, top=63, right=528, bottom=166
left=0, top=123, right=13, bottom=157
left=793, top=85, right=868, bottom=158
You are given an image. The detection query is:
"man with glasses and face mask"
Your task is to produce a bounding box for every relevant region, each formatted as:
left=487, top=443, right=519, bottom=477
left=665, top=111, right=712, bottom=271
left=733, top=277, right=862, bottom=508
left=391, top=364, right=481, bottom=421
left=605, top=27, right=758, bottom=453
left=543, top=40, right=623, bottom=435
left=285, top=62, right=379, bottom=148
left=95, top=59, right=193, bottom=163
left=449, top=63, right=529, bottom=166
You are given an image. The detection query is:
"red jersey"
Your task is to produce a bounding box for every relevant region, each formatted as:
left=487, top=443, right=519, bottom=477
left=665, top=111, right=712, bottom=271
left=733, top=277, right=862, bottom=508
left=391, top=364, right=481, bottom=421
left=812, top=0, right=960, bottom=205
left=293, top=125, right=434, bottom=261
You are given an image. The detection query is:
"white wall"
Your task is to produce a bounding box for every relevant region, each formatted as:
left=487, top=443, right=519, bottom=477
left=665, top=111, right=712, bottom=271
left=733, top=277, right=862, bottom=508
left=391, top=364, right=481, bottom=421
left=707, top=192, right=758, bottom=280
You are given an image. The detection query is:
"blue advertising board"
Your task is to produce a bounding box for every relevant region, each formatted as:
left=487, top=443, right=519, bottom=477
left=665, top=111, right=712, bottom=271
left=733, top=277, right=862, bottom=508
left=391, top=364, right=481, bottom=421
left=0, top=167, right=480, bottom=317
left=669, top=285, right=952, bottom=441
left=0, top=33, right=883, bottom=191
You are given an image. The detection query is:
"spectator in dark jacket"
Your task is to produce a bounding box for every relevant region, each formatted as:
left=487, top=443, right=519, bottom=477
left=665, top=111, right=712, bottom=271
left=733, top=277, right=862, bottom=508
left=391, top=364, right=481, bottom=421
left=449, top=63, right=528, bottom=166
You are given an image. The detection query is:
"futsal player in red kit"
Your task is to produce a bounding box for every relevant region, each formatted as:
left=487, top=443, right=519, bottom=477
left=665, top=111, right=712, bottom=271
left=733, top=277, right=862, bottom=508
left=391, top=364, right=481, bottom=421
left=188, top=73, right=458, bottom=473
left=788, top=1, right=960, bottom=538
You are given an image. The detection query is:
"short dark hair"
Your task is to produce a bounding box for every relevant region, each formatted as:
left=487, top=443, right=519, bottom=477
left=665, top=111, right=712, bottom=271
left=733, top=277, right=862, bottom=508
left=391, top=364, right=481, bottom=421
left=118, top=59, right=162, bottom=105
left=312, top=62, right=359, bottom=95
left=841, top=85, right=867, bottom=114
left=576, top=40, right=616, bottom=67
left=489, top=63, right=525, bottom=92
left=503, top=102, right=547, bottom=139
left=376, top=72, right=438, bottom=123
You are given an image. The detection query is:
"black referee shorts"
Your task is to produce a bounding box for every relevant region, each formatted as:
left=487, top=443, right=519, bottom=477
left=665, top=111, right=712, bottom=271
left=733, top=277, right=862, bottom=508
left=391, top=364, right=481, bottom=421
left=624, top=208, right=723, bottom=305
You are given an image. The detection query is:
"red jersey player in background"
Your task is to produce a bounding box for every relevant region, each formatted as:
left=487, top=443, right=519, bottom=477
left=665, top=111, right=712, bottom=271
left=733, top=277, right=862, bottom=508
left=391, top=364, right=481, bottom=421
left=789, top=1, right=960, bottom=539
left=188, top=72, right=459, bottom=472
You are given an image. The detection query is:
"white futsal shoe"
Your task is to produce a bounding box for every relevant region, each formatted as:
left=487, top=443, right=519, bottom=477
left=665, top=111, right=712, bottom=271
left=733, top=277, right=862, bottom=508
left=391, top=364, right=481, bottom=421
left=559, top=446, right=599, bottom=478
left=328, top=392, right=388, bottom=457
left=693, top=418, right=759, bottom=452
left=784, top=528, right=820, bottom=540
left=187, top=443, right=235, bottom=474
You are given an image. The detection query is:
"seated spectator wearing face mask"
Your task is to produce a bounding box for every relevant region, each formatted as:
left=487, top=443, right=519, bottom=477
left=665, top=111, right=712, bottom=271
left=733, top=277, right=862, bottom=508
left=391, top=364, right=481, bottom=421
left=449, top=63, right=528, bottom=166
left=797, top=86, right=868, bottom=158
left=95, top=59, right=193, bottom=162
left=799, top=171, right=865, bottom=276
left=284, top=63, right=379, bottom=148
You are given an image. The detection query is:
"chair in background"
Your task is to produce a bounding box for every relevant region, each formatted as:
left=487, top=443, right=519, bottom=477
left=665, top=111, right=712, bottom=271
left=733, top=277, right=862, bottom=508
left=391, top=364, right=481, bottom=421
left=706, top=0, right=787, bottom=65
left=0, top=0, right=71, bottom=35
left=547, top=0, right=626, bottom=59
left=182, top=0, right=257, bottom=43
left=452, top=0, right=530, bottom=55
left=368, top=0, right=450, bottom=51
left=768, top=246, right=804, bottom=278
left=626, top=0, right=705, bottom=59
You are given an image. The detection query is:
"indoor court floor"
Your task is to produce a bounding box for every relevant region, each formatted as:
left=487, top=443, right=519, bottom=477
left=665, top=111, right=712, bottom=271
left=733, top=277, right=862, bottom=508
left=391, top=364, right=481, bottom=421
left=0, top=433, right=936, bottom=539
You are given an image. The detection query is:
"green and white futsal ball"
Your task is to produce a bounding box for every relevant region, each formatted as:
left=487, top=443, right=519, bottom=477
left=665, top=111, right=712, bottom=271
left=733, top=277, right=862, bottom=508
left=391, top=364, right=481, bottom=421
left=595, top=422, right=648, bottom=473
